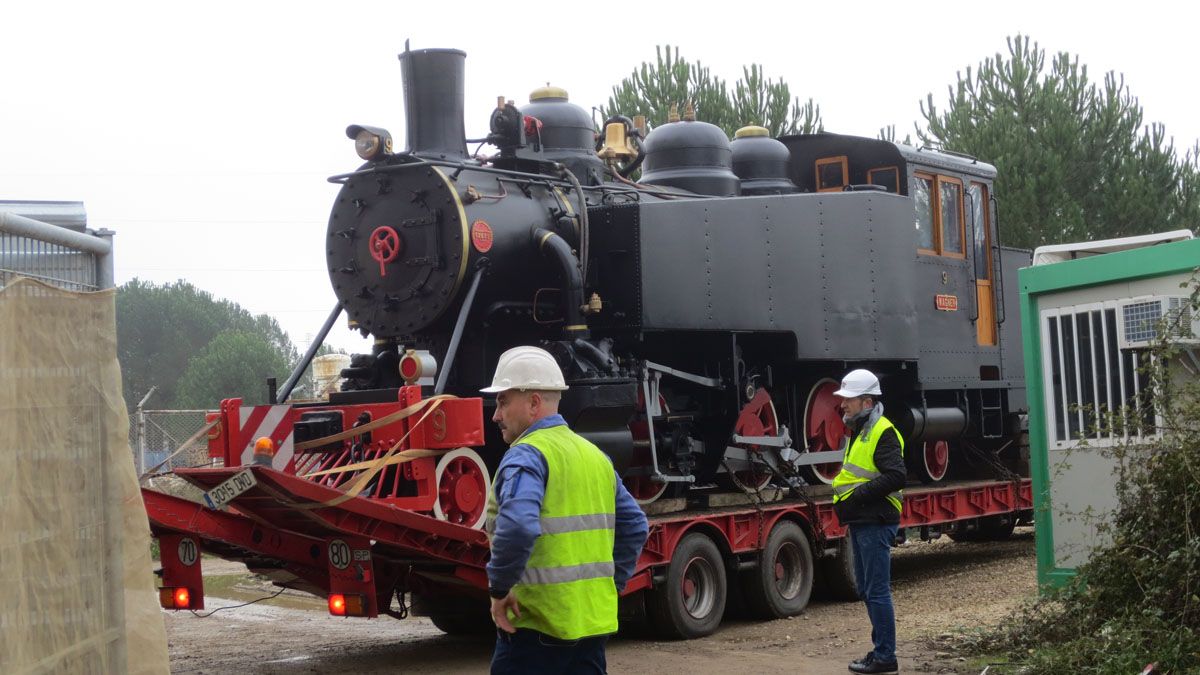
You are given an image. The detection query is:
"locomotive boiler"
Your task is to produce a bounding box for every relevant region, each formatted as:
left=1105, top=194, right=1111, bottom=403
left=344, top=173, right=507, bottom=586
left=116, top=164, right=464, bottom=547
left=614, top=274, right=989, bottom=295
left=305, top=45, right=1029, bottom=509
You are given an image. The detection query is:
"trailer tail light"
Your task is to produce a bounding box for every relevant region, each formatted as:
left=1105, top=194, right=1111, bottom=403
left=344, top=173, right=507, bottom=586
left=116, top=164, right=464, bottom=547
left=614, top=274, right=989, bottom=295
left=159, top=587, right=191, bottom=610
left=328, top=593, right=367, bottom=617
left=328, top=593, right=346, bottom=615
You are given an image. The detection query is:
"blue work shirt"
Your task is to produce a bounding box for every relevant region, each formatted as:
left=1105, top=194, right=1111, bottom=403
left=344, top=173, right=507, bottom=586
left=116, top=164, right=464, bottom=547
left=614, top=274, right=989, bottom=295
left=487, top=414, right=650, bottom=597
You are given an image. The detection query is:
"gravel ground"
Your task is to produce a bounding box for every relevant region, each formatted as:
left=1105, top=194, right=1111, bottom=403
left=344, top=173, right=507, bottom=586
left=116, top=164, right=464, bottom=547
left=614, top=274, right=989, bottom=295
left=164, top=528, right=1036, bottom=674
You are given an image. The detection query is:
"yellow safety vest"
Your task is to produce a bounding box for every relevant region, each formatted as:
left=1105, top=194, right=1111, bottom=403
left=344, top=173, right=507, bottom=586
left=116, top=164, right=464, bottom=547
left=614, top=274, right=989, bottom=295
left=486, top=424, right=618, bottom=639
left=831, top=415, right=905, bottom=515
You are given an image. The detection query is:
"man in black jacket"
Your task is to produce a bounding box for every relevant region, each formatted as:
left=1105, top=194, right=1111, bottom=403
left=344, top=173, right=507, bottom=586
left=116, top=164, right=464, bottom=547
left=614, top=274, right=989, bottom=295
left=830, top=369, right=907, bottom=675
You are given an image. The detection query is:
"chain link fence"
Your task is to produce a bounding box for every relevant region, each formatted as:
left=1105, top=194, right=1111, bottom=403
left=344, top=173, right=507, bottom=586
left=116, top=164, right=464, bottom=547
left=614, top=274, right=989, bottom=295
left=128, top=407, right=219, bottom=477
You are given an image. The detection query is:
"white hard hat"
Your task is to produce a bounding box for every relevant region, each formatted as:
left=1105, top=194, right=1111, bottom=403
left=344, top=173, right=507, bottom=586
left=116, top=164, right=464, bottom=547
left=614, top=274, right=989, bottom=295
left=833, top=369, right=882, bottom=398
left=480, top=346, right=570, bottom=394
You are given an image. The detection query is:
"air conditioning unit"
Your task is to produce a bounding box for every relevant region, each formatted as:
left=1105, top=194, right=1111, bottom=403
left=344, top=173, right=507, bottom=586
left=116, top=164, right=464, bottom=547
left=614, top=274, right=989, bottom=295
left=1117, top=295, right=1200, bottom=349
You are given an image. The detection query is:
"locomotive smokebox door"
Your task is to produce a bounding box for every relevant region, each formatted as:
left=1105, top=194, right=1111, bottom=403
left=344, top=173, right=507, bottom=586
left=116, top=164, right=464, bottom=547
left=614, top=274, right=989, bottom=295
left=327, top=166, right=468, bottom=338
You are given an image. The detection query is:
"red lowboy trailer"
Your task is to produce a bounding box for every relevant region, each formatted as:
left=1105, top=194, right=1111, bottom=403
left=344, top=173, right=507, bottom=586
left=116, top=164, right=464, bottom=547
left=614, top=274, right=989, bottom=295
left=144, top=386, right=1031, bottom=638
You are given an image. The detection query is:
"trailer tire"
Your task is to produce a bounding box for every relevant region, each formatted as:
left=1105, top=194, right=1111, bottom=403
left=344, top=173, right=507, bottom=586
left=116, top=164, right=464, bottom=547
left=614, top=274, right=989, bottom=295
left=977, top=514, right=1016, bottom=540
left=648, top=532, right=727, bottom=639
left=818, top=535, right=859, bottom=601
left=428, top=610, right=494, bottom=637
left=742, top=520, right=814, bottom=619
left=947, top=515, right=1015, bottom=542
left=412, top=593, right=493, bottom=637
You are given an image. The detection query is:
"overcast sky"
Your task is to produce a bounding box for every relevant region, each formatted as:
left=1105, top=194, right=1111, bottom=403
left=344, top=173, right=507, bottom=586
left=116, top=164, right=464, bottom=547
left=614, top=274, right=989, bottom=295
left=2, top=1, right=1196, bottom=355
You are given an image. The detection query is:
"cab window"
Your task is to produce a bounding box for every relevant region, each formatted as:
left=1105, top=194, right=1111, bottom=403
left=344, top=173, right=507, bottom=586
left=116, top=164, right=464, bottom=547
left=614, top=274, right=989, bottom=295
left=912, top=172, right=966, bottom=257
left=867, top=166, right=899, bottom=193
left=913, top=174, right=935, bottom=251
left=939, top=177, right=964, bottom=256
left=815, top=156, right=848, bottom=192
left=969, top=182, right=991, bottom=279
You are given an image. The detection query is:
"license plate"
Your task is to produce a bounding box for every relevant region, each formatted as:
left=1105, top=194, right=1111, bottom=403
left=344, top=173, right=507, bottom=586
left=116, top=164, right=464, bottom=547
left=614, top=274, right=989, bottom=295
left=203, top=469, right=258, bottom=510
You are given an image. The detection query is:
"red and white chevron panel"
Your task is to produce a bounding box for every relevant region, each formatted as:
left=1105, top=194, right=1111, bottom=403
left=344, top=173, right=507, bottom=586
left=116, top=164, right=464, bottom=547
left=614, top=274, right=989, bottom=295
left=236, top=404, right=296, bottom=471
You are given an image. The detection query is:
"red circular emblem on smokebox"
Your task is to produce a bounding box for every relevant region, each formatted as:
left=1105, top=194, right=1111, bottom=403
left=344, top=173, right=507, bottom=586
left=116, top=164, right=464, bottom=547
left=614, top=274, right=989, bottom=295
left=471, top=220, right=494, bottom=253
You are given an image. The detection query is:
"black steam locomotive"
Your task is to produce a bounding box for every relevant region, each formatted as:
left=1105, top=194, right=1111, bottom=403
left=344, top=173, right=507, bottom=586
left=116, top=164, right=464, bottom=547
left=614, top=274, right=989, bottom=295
left=319, top=46, right=1029, bottom=504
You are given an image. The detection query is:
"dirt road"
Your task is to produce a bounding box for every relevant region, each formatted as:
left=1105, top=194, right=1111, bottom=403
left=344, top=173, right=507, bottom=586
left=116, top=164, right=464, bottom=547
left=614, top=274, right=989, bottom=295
left=165, top=529, right=1035, bottom=674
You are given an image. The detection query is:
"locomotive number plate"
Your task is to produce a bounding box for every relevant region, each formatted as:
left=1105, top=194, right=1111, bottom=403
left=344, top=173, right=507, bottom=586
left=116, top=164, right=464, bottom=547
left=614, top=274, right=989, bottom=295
left=202, top=469, right=258, bottom=510
left=935, top=294, right=959, bottom=311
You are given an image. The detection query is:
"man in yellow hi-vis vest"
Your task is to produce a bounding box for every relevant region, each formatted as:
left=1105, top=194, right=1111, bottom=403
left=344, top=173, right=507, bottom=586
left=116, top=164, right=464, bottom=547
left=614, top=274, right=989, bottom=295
left=831, top=369, right=907, bottom=675
left=482, top=346, right=649, bottom=674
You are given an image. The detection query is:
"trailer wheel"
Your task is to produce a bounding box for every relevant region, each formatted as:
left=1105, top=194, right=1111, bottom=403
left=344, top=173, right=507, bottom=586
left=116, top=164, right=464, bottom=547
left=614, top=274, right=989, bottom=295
left=742, top=520, right=814, bottom=618
left=976, top=514, right=1016, bottom=540
left=947, top=514, right=1016, bottom=542
left=648, top=532, right=727, bottom=639
left=427, top=610, right=494, bottom=636
left=817, top=535, right=859, bottom=601
left=412, top=593, right=493, bottom=636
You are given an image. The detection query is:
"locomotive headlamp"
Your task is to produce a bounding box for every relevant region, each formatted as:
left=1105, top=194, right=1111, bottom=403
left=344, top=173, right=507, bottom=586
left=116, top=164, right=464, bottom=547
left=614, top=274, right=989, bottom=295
left=399, top=349, right=438, bottom=385
left=345, top=124, right=393, bottom=160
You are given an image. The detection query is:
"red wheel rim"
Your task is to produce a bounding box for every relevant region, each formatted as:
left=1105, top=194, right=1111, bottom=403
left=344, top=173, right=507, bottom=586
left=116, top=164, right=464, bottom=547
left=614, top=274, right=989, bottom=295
left=804, top=379, right=847, bottom=483
left=438, top=456, right=487, bottom=525
left=923, top=440, right=949, bottom=482
left=731, top=389, right=777, bottom=491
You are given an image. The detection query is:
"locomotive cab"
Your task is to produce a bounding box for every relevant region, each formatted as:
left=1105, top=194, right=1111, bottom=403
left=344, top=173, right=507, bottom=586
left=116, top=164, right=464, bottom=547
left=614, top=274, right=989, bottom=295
left=781, top=134, right=1008, bottom=365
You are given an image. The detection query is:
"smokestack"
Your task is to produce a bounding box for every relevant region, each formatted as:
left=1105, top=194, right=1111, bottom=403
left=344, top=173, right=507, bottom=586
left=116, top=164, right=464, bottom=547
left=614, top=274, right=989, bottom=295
left=398, top=46, right=468, bottom=160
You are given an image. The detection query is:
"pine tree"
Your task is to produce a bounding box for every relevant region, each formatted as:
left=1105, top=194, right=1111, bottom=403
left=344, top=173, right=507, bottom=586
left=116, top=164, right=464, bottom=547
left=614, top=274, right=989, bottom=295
left=918, top=35, right=1200, bottom=249
left=601, top=46, right=822, bottom=138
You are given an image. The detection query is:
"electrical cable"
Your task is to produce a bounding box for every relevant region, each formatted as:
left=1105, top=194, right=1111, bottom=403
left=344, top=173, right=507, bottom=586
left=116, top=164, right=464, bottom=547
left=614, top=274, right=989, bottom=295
left=187, top=585, right=291, bottom=618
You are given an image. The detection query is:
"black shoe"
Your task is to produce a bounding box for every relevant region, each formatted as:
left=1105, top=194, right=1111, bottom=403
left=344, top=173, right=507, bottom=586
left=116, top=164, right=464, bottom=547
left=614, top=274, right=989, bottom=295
left=848, top=656, right=898, bottom=674
left=849, top=653, right=874, bottom=671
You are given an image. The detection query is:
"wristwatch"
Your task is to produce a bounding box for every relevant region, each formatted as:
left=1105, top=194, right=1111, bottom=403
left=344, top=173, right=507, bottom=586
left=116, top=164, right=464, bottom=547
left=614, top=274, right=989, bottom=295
left=489, top=587, right=508, bottom=599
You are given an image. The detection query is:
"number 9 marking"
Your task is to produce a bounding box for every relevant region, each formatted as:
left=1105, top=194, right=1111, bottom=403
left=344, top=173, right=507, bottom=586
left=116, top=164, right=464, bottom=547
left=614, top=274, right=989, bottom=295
left=431, top=409, right=448, bottom=442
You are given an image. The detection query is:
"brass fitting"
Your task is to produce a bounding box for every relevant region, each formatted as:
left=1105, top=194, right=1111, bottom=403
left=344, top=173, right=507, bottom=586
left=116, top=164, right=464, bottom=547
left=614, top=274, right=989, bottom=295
left=735, top=125, right=770, bottom=138
left=596, top=122, right=638, bottom=164
left=583, top=292, right=603, bottom=315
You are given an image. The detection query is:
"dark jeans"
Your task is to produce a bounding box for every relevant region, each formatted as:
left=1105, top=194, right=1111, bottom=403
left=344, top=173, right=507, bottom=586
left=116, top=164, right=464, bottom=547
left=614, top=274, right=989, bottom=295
left=849, top=522, right=898, bottom=664
left=491, top=628, right=608, bottom=674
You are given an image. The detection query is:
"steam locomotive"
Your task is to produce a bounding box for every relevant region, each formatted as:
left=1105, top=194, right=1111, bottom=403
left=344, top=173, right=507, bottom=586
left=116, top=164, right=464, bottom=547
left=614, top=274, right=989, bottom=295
left=310, top=45, right=1029, bottom=508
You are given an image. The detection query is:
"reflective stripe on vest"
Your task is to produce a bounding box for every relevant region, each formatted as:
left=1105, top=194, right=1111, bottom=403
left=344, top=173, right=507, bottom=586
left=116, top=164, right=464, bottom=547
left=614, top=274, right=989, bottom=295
left=840, top=461, right=879, bottom=480
left=491, top=424, right=619, bottom=640
left=520, top=561, right=616, bottom=585
left=540, top=513, right=616, bottom=535
left=831, top=415, right=905, bottom=515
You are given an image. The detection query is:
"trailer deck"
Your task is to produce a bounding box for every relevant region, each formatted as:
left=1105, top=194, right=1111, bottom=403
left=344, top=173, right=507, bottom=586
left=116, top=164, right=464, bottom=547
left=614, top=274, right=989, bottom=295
left=146, top=463, right=1030, bottom=634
